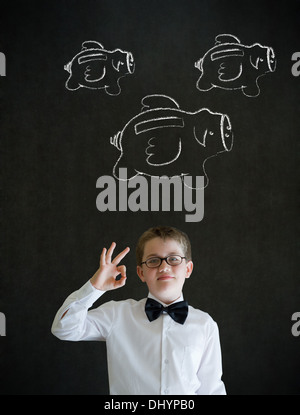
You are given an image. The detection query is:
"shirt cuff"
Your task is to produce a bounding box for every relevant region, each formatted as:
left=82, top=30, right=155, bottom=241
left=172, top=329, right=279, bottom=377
left=76, top=280, right=105, bottom=308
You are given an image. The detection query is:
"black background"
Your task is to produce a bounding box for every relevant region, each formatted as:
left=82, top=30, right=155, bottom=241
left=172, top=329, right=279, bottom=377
left=0, top=0, right=299, bottom=395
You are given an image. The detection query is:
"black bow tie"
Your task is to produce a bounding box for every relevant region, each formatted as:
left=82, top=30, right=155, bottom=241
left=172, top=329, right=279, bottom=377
left=145, top=298, right=188, bottom=325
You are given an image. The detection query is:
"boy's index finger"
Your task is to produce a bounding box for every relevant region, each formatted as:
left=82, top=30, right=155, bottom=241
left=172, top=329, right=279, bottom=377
left=112, top=246, right=130, bottom=265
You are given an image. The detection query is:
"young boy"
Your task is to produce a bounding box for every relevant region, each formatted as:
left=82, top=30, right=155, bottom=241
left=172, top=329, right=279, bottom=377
left=51, top=226, right=226, bottom=395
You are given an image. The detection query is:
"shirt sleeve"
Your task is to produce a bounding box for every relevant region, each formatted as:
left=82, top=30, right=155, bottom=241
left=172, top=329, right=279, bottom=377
left=51, top=280, right=112, bottom=342
left=196, top=320, right=226, bottom=395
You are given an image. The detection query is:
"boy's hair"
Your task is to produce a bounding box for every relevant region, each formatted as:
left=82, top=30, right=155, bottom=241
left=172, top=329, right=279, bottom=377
left=136, top=226, right=192, bottom=265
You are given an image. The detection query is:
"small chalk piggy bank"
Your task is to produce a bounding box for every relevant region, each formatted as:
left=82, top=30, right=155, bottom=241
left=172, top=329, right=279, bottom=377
left=64, top=41, right=135, bottom=95
left=195, top=34, right=276, bottom=97
left=111, top=95, right=233, bottom=188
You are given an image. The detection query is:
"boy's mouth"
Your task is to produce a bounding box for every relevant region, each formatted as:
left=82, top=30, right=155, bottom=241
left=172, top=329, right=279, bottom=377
left=157, top=275, right=174, bottom=281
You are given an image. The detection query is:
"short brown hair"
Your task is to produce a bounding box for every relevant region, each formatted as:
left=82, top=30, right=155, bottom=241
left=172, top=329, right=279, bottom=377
left=136, top=226, right=192, bottom=265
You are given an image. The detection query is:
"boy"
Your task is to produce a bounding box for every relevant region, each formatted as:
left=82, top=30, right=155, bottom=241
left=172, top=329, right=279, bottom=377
left=51, top=226, right=226, bottom=395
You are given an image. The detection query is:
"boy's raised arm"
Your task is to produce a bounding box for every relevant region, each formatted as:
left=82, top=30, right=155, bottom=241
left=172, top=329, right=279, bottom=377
left=51, top=243, right=130, bottom=341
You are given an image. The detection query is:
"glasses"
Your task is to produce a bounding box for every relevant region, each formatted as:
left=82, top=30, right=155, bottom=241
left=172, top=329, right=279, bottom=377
left=141, top=255, right=186, bottom=268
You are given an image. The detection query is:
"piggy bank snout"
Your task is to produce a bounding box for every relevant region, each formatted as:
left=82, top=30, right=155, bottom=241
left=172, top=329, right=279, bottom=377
left=126, top=52, right=135, bottom=74
left=267, top=47, right=276, bottom=72
left=221, top=114, right=233, bottom=151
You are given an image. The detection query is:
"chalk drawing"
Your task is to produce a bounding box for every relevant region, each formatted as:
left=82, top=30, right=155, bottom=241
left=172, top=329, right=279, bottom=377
left=64, top=41, right=135, bottom=95
left=195, top=34, right=276, bottom=97
left=110, top=94, right=234, bottom=189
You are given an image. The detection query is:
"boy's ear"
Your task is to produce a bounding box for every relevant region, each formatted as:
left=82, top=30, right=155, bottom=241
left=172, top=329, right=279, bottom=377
left=186, top=260, right=193, bottom=279
left=137, top=265, right=145, bottom=282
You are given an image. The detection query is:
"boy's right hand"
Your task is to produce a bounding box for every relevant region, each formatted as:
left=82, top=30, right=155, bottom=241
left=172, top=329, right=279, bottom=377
left=90, top=242, right=130, bottom=291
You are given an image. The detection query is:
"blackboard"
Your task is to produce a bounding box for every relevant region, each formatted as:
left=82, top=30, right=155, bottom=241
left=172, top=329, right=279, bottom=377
left=0, top=0, right=299, bottom=396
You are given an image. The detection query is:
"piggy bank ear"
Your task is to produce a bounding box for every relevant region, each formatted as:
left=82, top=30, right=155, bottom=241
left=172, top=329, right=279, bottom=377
left=192, top=110, right=213, bottom=147
left=112, top=59, right=122, bottom=72
left=250, top=55, right=261, bottom=70
left=249, top=45, right=266, bottom=69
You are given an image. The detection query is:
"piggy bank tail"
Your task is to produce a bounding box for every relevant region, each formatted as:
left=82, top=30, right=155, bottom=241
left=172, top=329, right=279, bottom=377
left=194, top=57, right=203, bottom=73
left=64, top=61, right=72, bottom=73
left=195, top=58, right=214, bottom=92
left=110, top=131, right=122, bottom=151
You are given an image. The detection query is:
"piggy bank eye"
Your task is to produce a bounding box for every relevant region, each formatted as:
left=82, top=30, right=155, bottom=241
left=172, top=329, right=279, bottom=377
left=209, top=131, right=214, bottom=136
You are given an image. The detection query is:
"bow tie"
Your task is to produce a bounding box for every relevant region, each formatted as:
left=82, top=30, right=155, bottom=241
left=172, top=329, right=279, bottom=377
left=145, top=298, right=188, bottom=325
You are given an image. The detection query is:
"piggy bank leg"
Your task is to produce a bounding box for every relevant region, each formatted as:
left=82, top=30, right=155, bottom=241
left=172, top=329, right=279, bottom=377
left=113, top=160, right=137, bottom=181
left=65, top=76, right=81, bottom=91
left=242, top=81, right=260, bottom=97
left=196, top=75, right=214, bottom=92
left=105, top=81, right=122, bottom=96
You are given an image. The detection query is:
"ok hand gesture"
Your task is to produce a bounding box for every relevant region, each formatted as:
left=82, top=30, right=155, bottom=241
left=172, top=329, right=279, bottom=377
left=90, top=242, right=130, bottom=291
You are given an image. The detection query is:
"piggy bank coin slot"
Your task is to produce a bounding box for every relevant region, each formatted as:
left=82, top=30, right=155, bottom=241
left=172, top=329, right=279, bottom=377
left=78, top=53, right=108, bottom=65
left=134, top=117, right=184, bottom=135
left=211, top=48, right=244, bottom=62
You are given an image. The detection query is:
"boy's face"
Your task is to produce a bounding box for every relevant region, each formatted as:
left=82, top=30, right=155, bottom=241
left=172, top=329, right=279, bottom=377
left=137, top=237, right=193, bottom=304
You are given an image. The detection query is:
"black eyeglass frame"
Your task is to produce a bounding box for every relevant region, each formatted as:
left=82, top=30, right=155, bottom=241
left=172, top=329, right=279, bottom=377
left=140, top=255, right=186, bottom=268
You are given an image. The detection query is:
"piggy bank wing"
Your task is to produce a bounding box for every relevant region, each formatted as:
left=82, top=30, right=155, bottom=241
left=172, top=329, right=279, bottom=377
left=145, top=135, right=182, bottom=167
left=210, top=47, right=245, bottom=82
left=217, top=60, right=243, bottom=82
left=135, top=96, right=184, bottom=167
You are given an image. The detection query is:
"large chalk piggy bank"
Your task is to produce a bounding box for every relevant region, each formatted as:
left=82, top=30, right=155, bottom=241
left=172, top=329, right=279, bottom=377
left=64, top=41, right=135, bottom=95
left=111, top=95, right=233, bottom=188
left=195, top=34, right=276, bottom=97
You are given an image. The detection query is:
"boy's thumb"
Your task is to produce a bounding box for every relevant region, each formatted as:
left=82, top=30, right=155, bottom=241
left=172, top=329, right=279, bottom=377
left=117, top=265, right=126, bottom=278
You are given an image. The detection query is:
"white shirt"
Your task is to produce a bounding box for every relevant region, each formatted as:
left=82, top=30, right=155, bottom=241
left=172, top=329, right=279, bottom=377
left=51, top=281, right=226, bottom=395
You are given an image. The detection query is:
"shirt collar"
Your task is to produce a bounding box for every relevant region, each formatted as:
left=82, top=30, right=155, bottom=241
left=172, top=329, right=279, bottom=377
left=147, top=292, right=184, bottom=307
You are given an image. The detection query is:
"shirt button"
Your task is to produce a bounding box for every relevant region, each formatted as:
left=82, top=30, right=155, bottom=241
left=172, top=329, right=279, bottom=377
left=164, top=389, right=169, bottom=394
left=164, top=359, right=169, bottom=364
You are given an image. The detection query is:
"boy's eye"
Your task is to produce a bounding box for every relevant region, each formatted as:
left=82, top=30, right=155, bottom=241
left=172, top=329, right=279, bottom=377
left=168, top=256, right=181, bottom=264
left=148, top=257, right=160, bottom=265
left=168, top=256, right=179, bottom=262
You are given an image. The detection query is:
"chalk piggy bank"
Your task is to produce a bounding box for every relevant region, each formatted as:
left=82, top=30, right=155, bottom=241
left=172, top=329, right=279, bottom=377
left=111, top=95, right=233, bottom=188
left=195, top=34, right=276, bottom=97
left=64, top=41, right=135, bottom=95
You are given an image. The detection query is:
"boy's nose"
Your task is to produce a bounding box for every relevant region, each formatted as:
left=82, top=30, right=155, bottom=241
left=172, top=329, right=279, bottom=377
left=158, top=259, right=170, bottom=271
